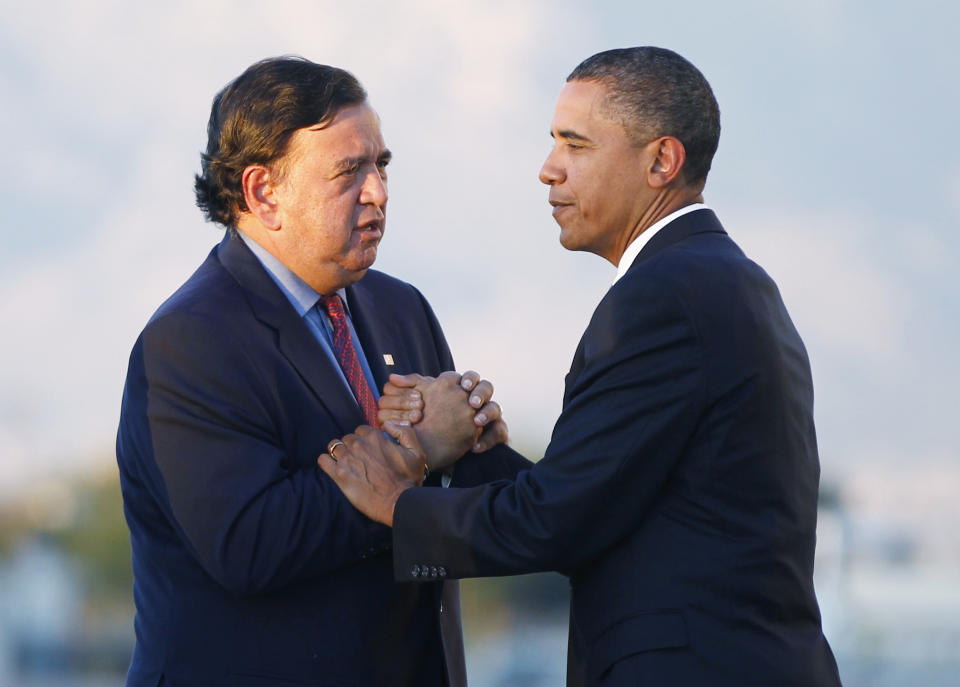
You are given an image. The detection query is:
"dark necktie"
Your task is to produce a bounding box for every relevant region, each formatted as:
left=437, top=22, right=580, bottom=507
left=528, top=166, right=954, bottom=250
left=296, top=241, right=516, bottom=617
left=319, top=294, right=379, bottom=428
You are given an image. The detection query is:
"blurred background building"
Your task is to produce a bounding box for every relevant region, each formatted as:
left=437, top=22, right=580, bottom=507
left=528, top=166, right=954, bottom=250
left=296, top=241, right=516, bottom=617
left=1, top=468, right=959, bottom=685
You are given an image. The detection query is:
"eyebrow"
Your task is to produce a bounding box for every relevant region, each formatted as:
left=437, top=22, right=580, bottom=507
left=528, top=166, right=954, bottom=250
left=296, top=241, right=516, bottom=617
left=551, top=129, right=592, bottom=143
left=333, top=149, right=392, bottom=173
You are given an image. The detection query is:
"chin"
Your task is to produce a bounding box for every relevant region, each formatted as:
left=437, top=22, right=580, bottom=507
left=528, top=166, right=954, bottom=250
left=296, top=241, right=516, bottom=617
left=339, top=267, right=370, bottom=288
left=347, top=249, right=379, bottom=275
left=558, top=230, right=580, bottom=252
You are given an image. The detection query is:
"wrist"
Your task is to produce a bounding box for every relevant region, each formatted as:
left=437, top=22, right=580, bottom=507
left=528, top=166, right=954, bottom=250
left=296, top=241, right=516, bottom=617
left=383, top=485, right=412, bottom=528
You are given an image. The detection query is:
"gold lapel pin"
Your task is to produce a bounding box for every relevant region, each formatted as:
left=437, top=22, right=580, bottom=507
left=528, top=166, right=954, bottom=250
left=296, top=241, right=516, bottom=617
left=383, top=354, right=395, bottom=366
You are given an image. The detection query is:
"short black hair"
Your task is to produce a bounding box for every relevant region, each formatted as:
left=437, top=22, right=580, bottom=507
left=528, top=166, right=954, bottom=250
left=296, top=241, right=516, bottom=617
left=194, top=56, right=367, bottom=229
left=568, top=47, right=720, bottom=186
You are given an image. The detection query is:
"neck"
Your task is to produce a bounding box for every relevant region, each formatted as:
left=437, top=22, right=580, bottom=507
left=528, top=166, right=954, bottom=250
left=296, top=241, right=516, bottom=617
left=608, top=188, right=703, bottom=265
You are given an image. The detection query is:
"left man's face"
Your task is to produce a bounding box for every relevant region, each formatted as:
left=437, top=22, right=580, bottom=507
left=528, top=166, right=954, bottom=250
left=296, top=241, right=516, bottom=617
left=272, top=103, right=391, bottom=293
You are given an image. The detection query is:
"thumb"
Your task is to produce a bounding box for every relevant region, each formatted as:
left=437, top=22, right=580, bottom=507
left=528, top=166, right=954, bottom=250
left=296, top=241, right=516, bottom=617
left=383, top=420, right=420, bottom=453
left=383, top=421, right=427, bottom=480
left=387, top=373, right=422, bottom=389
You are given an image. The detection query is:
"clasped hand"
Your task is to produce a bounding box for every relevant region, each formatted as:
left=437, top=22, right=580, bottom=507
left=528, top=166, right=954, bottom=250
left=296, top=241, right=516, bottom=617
left=318, top=423, right=426, bottom=526
left=317, top=370, right=509, bottom=526
left=377, top=370, right=509, bottom=470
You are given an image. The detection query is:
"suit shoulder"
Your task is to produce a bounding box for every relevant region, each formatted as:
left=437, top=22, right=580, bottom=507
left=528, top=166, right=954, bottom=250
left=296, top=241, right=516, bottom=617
left=353, top=269, right=436, bottom=312
left=356, top=269, right=420, bottom=296
left=154, top=249, right=238, bottom=313
left=141, top=248, right=251, bottom=341
left=592, top=232, right=758, bottom=349
left=625, top=230, right=776, bottom=302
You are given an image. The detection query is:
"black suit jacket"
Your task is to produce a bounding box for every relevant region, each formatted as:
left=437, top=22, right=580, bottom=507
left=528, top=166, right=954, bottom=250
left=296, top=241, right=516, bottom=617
left=392, top=210, right=842, bottom=686
left=116, top=232, right=526, bottom=687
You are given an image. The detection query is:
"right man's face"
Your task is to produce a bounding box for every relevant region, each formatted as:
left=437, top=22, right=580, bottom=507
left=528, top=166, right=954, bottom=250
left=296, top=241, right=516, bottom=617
left=271, top=104, right=392, bottom=294
left=539, top=80, right=655, bottom=265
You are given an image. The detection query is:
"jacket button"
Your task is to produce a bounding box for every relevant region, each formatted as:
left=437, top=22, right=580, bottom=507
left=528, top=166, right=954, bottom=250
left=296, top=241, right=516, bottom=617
left=429, top=566, right=438, bottom=577
left=411, top=564, right=421, bottom=578
left=438, top=566, right=447, bottom=577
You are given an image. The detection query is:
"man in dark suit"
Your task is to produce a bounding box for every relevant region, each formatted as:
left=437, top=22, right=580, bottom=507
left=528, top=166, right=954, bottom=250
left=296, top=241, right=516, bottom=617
left=116, top=56, right=524, bottom=687
left=320, top=47, right=843, bottom=686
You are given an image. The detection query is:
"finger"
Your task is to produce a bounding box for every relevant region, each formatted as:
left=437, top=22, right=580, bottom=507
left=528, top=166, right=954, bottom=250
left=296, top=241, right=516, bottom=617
left=459, top=370, right=480, bottom=391
left=378, top=386, right=423, bottom=422
left=340, top=431, right=365, bottom=455
left=377, top=390, right=423, bottom=411
left=382, top=381, right=424, bottom=398
left=353, top=425, right=376, bottom=439
left=386, top=373, right=424, bottom=390
left=376, top=408, right=421, bottom=426
left=473, top=401, right=501, bottom=427
left=468, top=380, right=494, bottom=409
left=435, top=369, right=460, bottom=384
left=472, top=419, right=509, bottom=453
left=383, top=421, right=421, bottom=454
left=380, top=383, right=402, bottom=397
left=318, top=452, right=340, bottom=474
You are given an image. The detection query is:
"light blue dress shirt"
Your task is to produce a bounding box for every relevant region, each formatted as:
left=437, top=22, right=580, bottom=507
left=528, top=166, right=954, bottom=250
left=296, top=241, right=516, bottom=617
left=238, top=232, right=380, bottom=405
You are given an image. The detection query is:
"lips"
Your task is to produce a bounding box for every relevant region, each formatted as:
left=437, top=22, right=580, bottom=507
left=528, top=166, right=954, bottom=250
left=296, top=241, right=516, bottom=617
left=355, top=220, right=383, bottom=239
left=549, top=198, right=573, bottom=219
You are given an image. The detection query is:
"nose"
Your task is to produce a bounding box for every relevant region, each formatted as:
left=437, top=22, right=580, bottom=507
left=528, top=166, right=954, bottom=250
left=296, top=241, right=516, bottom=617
left=539, top=148, right=564, bottom=186
left=360, top=168, right=388, bottom=207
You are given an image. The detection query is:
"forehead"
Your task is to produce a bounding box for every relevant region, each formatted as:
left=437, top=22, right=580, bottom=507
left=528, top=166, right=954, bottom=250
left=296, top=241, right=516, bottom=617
left=287, top=103, right=385, bottom=161
left=551, top=80, right=616, bottom=133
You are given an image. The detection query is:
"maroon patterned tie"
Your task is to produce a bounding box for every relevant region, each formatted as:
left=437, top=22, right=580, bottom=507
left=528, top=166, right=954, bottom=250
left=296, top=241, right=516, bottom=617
left=319, top=294, right=379, bottom=428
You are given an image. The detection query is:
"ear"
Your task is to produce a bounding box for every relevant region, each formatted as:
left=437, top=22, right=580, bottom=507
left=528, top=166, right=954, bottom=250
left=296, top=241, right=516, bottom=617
left=648, top=137, right=687, bottom=189
left=241, top=164, right=282, bottom=230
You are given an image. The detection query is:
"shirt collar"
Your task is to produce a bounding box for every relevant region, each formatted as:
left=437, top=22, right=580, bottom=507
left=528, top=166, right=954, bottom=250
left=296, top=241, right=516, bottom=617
left=613, top=203, right=709, bottom=284
left=238, top=231, right=346, bottom=316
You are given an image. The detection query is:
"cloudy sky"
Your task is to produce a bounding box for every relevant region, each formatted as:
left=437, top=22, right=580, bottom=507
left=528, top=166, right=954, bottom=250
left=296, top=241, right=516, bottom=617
left=1, top=0, right=957, bottom=508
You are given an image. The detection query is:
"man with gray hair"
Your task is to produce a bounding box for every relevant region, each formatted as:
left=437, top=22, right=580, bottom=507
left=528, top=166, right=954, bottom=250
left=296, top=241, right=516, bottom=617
left=321, top=47, right=843, bottom=686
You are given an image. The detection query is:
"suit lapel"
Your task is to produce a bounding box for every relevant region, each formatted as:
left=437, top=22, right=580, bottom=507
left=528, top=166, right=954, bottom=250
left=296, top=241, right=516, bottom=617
left=216, top=233, right=364, bottom=435
left=628, top=208, right=726, bottom=271
left=563, top=210, right=727, bottom=404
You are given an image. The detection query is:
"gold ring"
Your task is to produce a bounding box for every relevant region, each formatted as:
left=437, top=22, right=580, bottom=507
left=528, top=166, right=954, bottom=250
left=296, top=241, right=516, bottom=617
left=328, top=440, right=346, bottom=460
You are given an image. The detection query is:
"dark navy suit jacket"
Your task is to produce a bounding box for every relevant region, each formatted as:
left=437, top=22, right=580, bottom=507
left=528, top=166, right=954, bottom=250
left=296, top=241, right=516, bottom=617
left=392, top=210, right=843, bottom=686
left=116, top=232, right=526, bottom=687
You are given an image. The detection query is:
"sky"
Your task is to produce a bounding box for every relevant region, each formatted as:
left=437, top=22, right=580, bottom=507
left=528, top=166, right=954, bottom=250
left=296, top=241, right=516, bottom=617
left=0, top=0, right=957, bottom=527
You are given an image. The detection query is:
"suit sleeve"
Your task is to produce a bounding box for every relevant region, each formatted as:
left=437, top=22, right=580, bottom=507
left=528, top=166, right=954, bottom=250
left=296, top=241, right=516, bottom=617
left=118, top=311, right=389, bottom=596
left=392, top=276, right=705, bottom=579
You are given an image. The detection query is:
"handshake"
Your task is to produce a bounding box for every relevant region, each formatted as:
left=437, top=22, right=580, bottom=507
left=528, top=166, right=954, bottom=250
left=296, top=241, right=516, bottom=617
left=318, top=371, right=508, bottom=526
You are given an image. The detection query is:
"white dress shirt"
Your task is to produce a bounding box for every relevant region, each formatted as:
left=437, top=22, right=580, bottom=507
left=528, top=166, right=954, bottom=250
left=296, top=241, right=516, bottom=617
left=614, top=203, right=709, bottom=284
